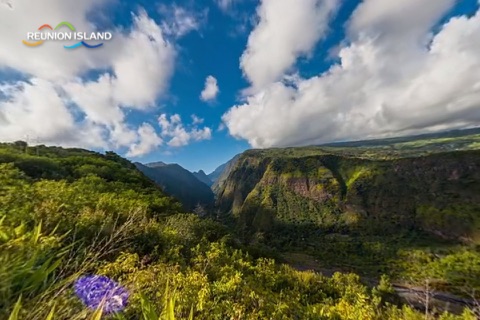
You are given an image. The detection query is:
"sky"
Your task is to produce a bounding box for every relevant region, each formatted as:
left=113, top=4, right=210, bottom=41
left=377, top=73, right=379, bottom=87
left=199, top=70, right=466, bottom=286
left=0, top=0, right=479, bottom=173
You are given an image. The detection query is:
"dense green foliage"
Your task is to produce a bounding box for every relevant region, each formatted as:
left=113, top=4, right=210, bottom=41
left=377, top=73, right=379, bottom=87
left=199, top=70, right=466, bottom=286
left=0, top=142, right=478, bottom=319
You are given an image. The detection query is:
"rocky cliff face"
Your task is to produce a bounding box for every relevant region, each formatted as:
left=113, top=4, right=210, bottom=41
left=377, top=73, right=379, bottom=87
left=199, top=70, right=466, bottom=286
left=215, top=149, right=480, bottom=240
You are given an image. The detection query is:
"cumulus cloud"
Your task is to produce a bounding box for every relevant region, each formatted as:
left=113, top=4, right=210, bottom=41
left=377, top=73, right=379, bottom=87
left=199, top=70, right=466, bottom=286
left=223, top=0, right=480, bottom=148
left=200, top=75, right=220, bottom=101
left=110, top=11, right=176, bottom=108
left=0, top=78, right=103, bottom=148
left=127, top=123, right=163, bottom=157
left=158, top=114, right=212, bottom=147
left=240, top=0, right=339, bottom=90
left=0, top=1, right=206, bottom=157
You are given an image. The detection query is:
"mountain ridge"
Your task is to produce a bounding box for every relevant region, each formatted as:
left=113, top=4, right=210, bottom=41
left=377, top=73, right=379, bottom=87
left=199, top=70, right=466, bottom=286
left=214, top=130, right=480, bottom=243
left=192, top=169, right=213, bottom=187
left=135, top=162, right=215, bottom=211
left=209, top=154, right=242, bottom=194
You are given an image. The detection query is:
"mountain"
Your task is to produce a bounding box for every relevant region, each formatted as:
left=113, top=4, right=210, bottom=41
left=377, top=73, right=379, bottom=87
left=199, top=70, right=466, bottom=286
left=192, top=170, right=213, bottom=186
left=1, top=141, right=479, bottom=318
left=207, top=162, right=228, bottom=183
left=135, top=162, right=215, bottom=211
left=208, top=155, right=241, bottom=183
left=208, top=154, right=241, bottom=193
left=322, top=126, right=480, bottom=148
left=215, top=131, right=480, bottom=242
left=146, top=161, right=167, bottom=168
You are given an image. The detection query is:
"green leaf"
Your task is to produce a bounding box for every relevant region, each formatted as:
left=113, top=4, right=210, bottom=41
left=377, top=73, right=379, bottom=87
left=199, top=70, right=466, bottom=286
left=14, top=223, right=25, bottom=238
left=44, top=304, right=55, bottom=320
left=188, top=305, right=194, bottom=320
left=166, top=297, right=175, bottom=320
left=0, top=229, right=10, bottom=242
left=90, top=303, right=104, bottom=320
left=8, top=295, right=22, bottom=320
left=32, top=221, right=42, bottom=244
left=139, top=293, right=159, bottom=320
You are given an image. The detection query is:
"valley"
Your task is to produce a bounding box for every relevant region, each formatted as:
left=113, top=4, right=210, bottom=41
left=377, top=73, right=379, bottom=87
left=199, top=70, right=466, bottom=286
left=1, top=128, right=480, bottom=319
left=131, top=128, right=480, bottom=316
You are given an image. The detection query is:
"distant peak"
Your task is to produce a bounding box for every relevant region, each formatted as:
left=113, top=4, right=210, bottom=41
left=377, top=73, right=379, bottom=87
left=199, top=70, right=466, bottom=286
left=145, top=161, right=167, bottom=168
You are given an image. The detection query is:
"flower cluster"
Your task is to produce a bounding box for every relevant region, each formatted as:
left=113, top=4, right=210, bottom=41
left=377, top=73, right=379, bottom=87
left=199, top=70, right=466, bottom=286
left=74, top=275, right=129, bottom=314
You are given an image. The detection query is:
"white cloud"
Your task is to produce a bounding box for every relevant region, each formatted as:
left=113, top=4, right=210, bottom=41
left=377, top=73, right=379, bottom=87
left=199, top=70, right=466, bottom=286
left=126, top=123, right=163, bottom=157
left=0, top=2, right=185, bottom=157
left=217, top=123, right=226, bottom=132
left=111, top=11, right=176, bottom=109
left=240, top=0, right=339, bottom=90
left=158, top=114, right=212, bottom=147
left=1, top=0, right=13, bottom=9
left=159, top=4, right=208, bottom=38
left=191, top=114, right=204, bottom=124
left=191, top=127, right=212, bottom=141
left=200, top=75, right=219, bottom=101
left=223, top=0, right=480, bottom=148
left=0, top=78, right=105, bottom=148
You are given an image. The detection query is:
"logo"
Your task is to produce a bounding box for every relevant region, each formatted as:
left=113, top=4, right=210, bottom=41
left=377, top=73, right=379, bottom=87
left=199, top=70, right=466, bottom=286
left=23, top=22, right=113, bottom=49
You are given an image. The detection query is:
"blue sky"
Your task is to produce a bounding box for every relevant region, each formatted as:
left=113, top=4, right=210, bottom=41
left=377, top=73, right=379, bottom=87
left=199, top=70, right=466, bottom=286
left=0, top=0, right=479, bottom=174
left=124, top=0, right=478, bottom=173
left=109, top=0, right=258, bottom=173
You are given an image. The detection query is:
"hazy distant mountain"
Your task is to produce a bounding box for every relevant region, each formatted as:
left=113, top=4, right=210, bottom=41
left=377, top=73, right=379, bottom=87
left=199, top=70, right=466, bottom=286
left=135, top=162, right=214, bottom=211
left=192, top=170, right=213, bottom=187
left=208, top=163, right=227, bottom=184
left=146, top=161, right=167, bottom=168
left=208, top=154, right=241, bottom=194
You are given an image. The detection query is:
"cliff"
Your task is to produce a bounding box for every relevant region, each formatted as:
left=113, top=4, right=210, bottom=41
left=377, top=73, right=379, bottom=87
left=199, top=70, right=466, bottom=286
left=215, top=148, right=480, bottom=241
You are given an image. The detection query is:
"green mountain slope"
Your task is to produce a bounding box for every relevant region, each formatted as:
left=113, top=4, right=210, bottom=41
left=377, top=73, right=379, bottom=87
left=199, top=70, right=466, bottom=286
left=135, top=162, right=215, bottom=211
left=215, top=129, right=480, bottom=242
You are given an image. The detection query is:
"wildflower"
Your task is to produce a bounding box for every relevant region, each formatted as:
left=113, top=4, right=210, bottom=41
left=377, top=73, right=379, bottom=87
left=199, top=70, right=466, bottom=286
left=74, top=275, right=129, bottom=314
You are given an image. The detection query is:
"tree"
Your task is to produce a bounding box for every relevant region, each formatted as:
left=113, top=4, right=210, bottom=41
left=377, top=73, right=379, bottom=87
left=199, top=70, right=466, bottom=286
left=13, top=141, right=28, bottom=153
left=193, top=203, right=207, bottom=218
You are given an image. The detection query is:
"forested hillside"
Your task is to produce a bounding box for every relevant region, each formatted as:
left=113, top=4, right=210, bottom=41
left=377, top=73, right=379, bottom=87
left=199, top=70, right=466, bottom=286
left=0, top=141, right=477, bottom=319
left=216, top=149, right=480, bottom=239
left=213, top=134, right=480, bottom=314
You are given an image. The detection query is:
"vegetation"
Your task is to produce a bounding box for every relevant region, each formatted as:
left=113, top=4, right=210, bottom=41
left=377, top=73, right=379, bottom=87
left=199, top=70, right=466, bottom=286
left=1, top=138, right=479, bottom=319
left=214, top=130, right=480, bottom=317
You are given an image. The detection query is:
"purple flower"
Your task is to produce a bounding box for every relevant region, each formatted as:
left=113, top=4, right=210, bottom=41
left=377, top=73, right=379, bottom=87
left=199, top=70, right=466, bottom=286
left=74, top=275, right=129, bottom=314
